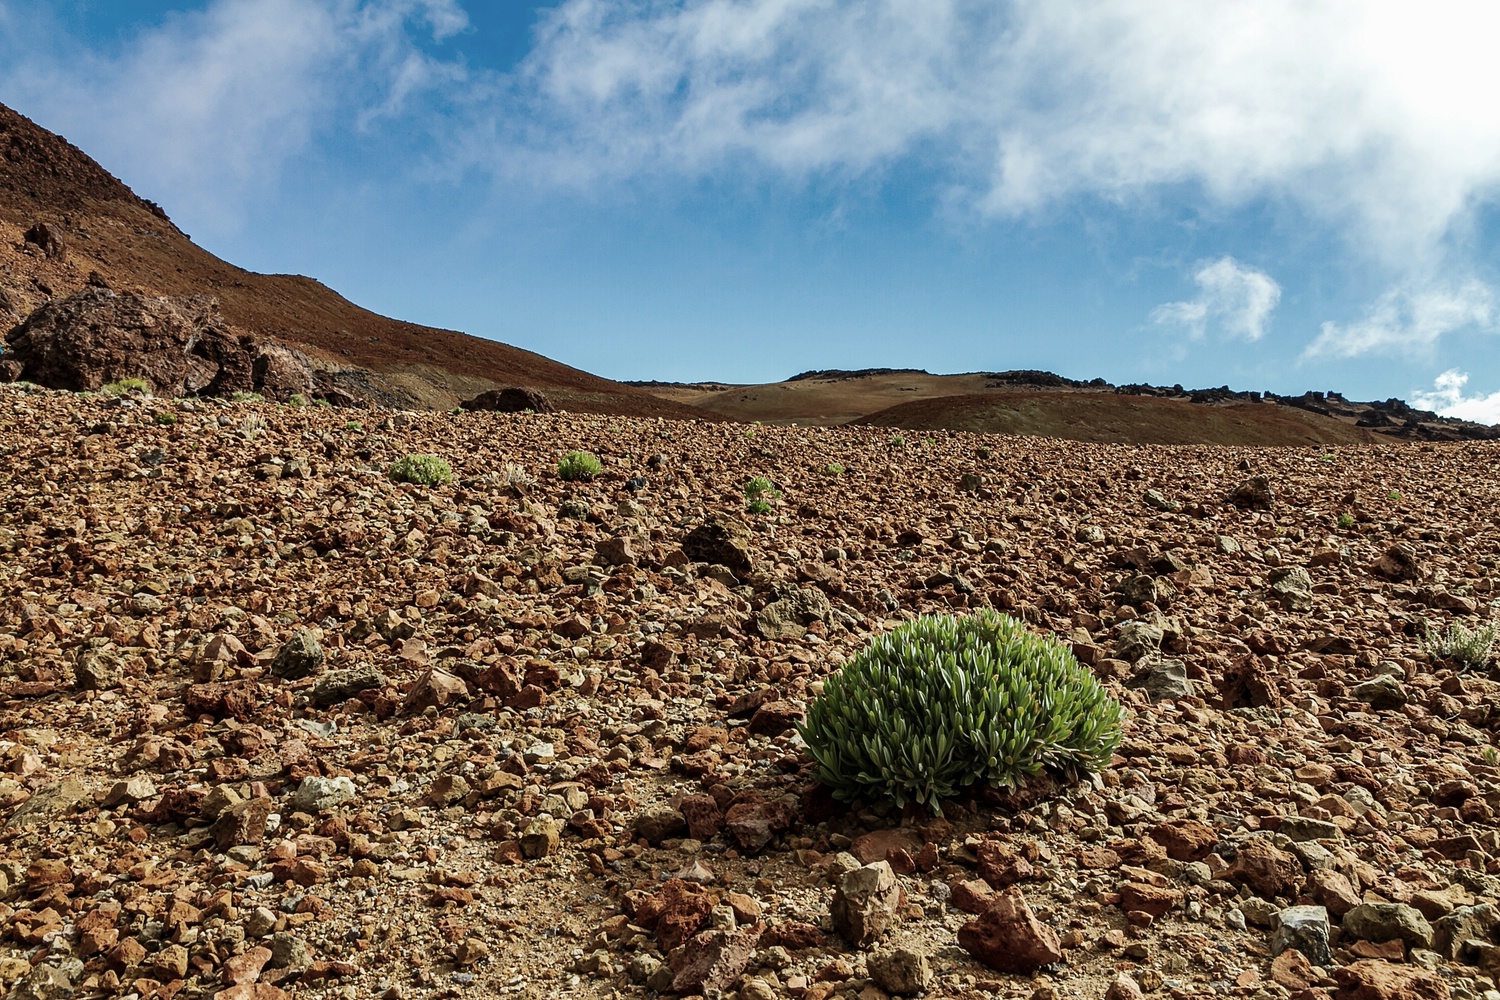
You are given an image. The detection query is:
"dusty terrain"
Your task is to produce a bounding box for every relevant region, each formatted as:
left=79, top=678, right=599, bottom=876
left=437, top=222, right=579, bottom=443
left=3, top=383, right=1500, bottom=1000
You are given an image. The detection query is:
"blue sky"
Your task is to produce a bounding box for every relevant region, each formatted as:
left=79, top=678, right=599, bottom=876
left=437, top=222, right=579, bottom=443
left=3, top=1, right=1500, bottom=421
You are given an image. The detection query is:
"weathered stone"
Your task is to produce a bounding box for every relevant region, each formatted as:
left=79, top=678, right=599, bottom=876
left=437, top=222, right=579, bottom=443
left=1113, top=620, right=1163, bottom=663
left=1227, top=838, right=1304, bottom=899
left=1151, top=819, right=1217, bottom=862
left=682, top=516, right=754, bottom=576
left=866, top=948, right=933, bottom=995
left=310, top=665, right=385, bottom=707
left=290, top=775, right=356, bottom=814
left=1133, top=656, right=1193, bottom=701
left=668, top=926, right=763, bottom=994
left=520, top=817, right=561, bottom=858
left=460, top=386, right=556, bottom=413
left=74, top=650, right=123, bottom=690
left=830, top=861, right=901, bottom=948
left=401, top=668, right=469, bottom=714
left=1333, top=960, right=1449, bottom=1000
left=1271, top=905, right=1331, bottom=965
left=1229, top=475, right=1274, bottom=510
left=1353, top=675, right=1407, bottom=710
left=211, top=796, right=272, bottom=850
left=634, top=805, right=687, bottom=845
left=1342, top=903, right=1434, bottom=951
left=270, top=629, right=325, bottom=679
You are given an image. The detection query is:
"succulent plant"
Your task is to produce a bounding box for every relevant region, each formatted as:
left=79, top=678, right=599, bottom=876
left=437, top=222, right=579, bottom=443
left=799, top=611, right=1123, bottom=814
left=556, top=450, right=602, bottom=482
left=389, top=453, right=453, bottom=487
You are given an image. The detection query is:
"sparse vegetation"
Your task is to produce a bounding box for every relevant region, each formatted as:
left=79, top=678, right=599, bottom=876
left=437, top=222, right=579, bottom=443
left=239, top=413, right=266, bottom=440
left=1388, top=489, right=1402, bottom=501
left=231, top=391, right=264, bottom=403
left=1337, top=512, right=1356, bottom=529
left=389, top=454, right=453, bottom=487
left=799, top=611, right=1124, bottom=814
left=153, top=411, right=177, bottom=426
left=344, top=420, right=363, bottom=432
left=889, top=434, right=905, bottom=447
left=102, top=377, right=150, bottom=396
left=1485, top=746, right=1499, bottom=767
left=557, top=450, right=602, bottom=482
left=1422, top=617, right=1498, bottom=669
left=745, top=475, right=781, bottom=515
left=287, top=393, right=308, bottom=407
left=825, top=462, right=844, bottom=475
left=504, top=462, right=537, bottom=490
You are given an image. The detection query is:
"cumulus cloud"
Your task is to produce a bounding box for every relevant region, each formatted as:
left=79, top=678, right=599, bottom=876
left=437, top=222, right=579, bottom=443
left=1151, top=257, right=1281, bottom=342
left=1412, top=369, right=1500, bottom=426
left=503, top=0, right=1500, bottom=263
left=1303, top=280, right=1497, bottom=359
left=0, top=0, right=468, bottom=229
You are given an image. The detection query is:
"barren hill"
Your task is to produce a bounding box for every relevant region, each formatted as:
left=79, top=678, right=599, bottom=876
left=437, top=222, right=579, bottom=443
left=0, top=101, right=713, bottom=418
left=639, top=369, right=1498, bottom=446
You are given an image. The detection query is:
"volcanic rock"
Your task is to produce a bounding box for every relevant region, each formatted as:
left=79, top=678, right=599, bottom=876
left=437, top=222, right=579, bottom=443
left=461, top=386, right=556, bottom=413
left=957, top=888, right=1062, bottom=973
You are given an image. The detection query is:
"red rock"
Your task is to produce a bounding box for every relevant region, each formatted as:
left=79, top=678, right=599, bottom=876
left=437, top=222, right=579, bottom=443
left=748, top=700, right=803, bottom=736
left=635, top=879, right=715, bottom=951
left=1306, top=869, right=1362, bottom=917
left=723, top=795, right=797, bottom=853
left=678, top=794, right=723, bottom=840
left=1118, top=882, right=1181, bottom=917
left=1221, top=654, right=1283, bottom=710
left=957, top=888, right=1062, bottom=973
left=184, top=681, right=262, bottom=721
left=950, top=879, right=997, bottom=915
left=1150, top=819, right=1218, bottom=862
left=1106, top=974, right=1146, bottom=1000
left=849, top=828, right=923, bottom=866
left=976, top=840, right=1036, bottom=888
left=1334, top=960, right=1449, bottom=1000
left=1228, top=838, right=1304, bottom=899
left=223, top=947, right=273, bottom=986
left=1271, top=949, right=1314, bottom=990
left=214, top=985, right=290, bottom=1000
left=761, top=921, right=825, bottom=950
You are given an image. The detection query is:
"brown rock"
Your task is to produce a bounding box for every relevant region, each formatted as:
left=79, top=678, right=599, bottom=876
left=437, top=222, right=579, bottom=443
left=975, top=840, right=1036, bottom=888
left=669, top=925, right=763, bottom=994
left=1151, top=819, right=1218, bottom=862
left=402, top=668, right=469, bottom=714
left=950, top=879, right=997, bottom=915
left=1333, top=960, right=1449, bottom=1000
left=637, top=879, right=716, bottom=951
left=723, top=795, right=797, bottom=853
left=4, top=288, right=314, bottom=399
left=1221, top=655, right=1283, bottom=710
left=1106, top=974, right=1146, bottom=1000
left=678, top=794, right=723, bottom=841
left=211, top=796, right=273, bottom=851
left=682, top=515, right=754, bottom=576
left=185, top=680, right=262, bottom=721
left=1118, top=881, right=1181, bottom=917
left=850, top=828, right=923, bottom=866
left=1228, top=838, right=1304, bottom=899
left=460, top=386, right=555, bottom=413
left=957, top=888, right=1062, bottom=973
left=1270, top=948, right=1314, bottom=990
left=748, top=700, right=803, bottom=736
left=1306, top=869, right=1363, bottom=917
left=830, top=861, right=902, bottom=948
left=1372, top=544, right=1421, bottom=582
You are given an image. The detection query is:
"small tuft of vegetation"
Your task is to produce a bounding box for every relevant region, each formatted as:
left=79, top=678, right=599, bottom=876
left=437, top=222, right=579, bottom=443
left=504, top=462, right=536, bottom=490
left=745, top=475, right=781, bottom=515
left=1337, top=512, right=1355, bottom=530
left=557, top=451, right=602, bottom=482
left=239, top=413, right=266, bottom=440
left=800, top=611, right=1124, bottom=814
left=102, top=377, right=150, bottom=396
left=287, top=393, right=309, bottom=407
left=231, top=391, right=265, bottom=403
left=153, top=411, right=177, bottom=426
left=825, top=462, right=845, bottom=475
left=313, top=398, right=331, bottom=408
left=1387, top=489, right=1402, bottom=501
left=1422, top=617, right=1498, bottom=669
left=389, top=454, right=453, bottom=487
left=889, top=434, right=905, bottom=448
left=344, top=420, right=363, bottom=432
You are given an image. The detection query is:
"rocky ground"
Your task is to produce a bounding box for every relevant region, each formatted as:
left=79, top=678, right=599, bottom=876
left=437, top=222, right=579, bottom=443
left=2, top=383, right=1500, bottom=1000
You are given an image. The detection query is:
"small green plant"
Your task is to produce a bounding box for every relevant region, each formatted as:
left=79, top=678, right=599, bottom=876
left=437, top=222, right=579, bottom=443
left=313, top=398, right=331, bottom=408
left=239, top=413, right=266, bottom=439
left=287, top=393, right=308, bottom=407
left=345, top=420, right=363, bottom=432
left=745, top=475, right=781, bottom=515
left=976, top=446, right=991, bottom=459
left=825, top=462, right=845, bottom=475
left=102, top=377, right=150, bottom=396
left=1422, top=617, right=1498, bottom=669
left=799, top=611, right=1124, bottom=814
left=504, top=462, right=536, bottom=490
left=231, top=391, right=264, bottom=403
left=889, top=434, right=905, bottom=447
left=389, top=454, right=453, bottom=487
left=1484, top=746, right=1499, bottom=767
left=153, top=411, right=177, bottom=426
left=1320, top=452, right=1337, bottom=463
left=1337, top=512, right=1356, bottom=529
left=557, top=451, right=602, bottom=482
left=1387, top=489, right=1402, bottom=501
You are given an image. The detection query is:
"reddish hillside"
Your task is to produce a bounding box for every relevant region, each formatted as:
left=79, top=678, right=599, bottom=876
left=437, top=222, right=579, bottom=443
left=0, top=101, right=714, bottom=417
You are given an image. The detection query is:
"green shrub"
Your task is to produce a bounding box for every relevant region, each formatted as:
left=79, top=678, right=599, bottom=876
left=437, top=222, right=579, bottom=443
left=102, top=377, right=150, bottom=396
left=1337, top=512, right=1355, bottom=529
left=1422, top=618, right=1498, bottom=669
left=345, top=420, right=363, bottom=432
left=745, top=475, right=780, bottom=514
left=825, top=462, right=845, bottom=475
left=557, top=451, right=602, bottom=482
left=800, top=611, right=1124, bottom=814
left=889, top=434, right=905, bottom=447
left=287, top=393, right=309, bottom=407
left=153, top=411, right=177, bottom=426
left=231, top=391, right=264, bottom=403
left=389, top=454, right=453, bottom=487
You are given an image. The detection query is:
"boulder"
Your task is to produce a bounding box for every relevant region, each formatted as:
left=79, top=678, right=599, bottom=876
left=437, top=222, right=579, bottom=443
left=830, top=861, right=901, bottom=948
left=957, top=888, right=1062, bottom=973
left=2, top=288, right=315, bottom=399
left=682, top=515, right=755, bottom=577
left=460, top=386, right=556, bottom=413
left=1229, top=475, right=1275, bottom=510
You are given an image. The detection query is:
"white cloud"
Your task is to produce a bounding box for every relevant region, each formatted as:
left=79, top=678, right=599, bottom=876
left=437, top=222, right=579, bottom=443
left=1413, top=369, right=1500, bottom=426
left=0, top=0, right=468, bottom=230
left=1151, top=257, right=1280, bottom=342
left=1304, top=280, right=1496, bottom=359
left=503, top=0, right=1500, bottom=264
